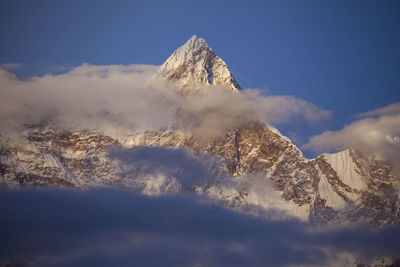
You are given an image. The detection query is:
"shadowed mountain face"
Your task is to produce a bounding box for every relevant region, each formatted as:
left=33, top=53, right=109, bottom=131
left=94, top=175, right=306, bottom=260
left=0, top=36, right=399, bottom=229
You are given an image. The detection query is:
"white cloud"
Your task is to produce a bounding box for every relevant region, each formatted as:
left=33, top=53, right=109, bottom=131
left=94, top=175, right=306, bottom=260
left=303, top=103, right=400, bottom=164
left=356, top=102, right=400, bottom=118
left=242, top=91, right=332, bottom=125
left=0, top=64, right=331, bottom=140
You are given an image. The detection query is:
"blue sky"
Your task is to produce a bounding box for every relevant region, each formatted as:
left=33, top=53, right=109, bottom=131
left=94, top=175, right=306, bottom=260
left=1, top=0, right=399, bottom=137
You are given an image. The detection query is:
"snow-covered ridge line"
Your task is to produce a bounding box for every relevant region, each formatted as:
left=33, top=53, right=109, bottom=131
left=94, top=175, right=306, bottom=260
left=1, top=35, right=399, bottom=229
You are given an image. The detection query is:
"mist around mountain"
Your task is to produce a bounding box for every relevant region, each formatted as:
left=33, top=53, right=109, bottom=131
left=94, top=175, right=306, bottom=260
left=0, top=35, right=399, bottom=266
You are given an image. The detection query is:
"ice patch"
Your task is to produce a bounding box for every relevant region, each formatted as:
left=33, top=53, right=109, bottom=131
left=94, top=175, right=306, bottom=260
left=323, top=150, right=366, bottom=191
left=318, top=169, right=347, bottom=210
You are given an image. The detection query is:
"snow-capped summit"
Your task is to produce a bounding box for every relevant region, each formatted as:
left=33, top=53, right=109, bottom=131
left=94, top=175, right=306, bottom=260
left=159, top=35, right=242, bottom=93
left=162, top=35, right=207, bottom=69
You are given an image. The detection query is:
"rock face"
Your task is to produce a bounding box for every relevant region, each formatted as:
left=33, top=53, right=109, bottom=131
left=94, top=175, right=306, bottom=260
left=159, top=35, right=242, bottom=94
left=129, top=123, right=400, bottom=228
left=1, top=36, right=399, bottom=229
left=1, top=122, right=399, bottom=228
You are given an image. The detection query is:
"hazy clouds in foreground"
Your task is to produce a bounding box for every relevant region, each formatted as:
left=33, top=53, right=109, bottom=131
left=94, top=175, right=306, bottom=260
left=0, top=188, right=399, bottom=266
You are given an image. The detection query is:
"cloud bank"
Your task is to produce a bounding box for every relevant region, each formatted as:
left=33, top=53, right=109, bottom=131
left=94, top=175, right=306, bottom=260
left=303, top=103, right=400, bottom=165
left=0, top=64, right=331, bottom=140
left=0, top=188, right=399, bottom=266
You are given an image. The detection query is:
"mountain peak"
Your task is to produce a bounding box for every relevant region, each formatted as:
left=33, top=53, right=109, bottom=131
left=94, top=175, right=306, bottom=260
left=159, top=35, right=242, bottom=93
left=182, top=35, right=209, bottom=51
left=183, top=35, right=208, bottom=50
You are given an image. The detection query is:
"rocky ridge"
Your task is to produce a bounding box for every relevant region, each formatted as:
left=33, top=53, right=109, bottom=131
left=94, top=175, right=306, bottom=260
left=1, top=36, right=399, bottom=229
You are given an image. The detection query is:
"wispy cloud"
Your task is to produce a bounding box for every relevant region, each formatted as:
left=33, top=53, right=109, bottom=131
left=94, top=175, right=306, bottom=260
left=303, top=103, right=400, bottom=166
left=356, top=102, right=400, bottom=118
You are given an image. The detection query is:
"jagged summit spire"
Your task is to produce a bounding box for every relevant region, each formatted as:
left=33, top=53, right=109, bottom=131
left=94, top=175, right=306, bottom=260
left=183, top=35, right=208, bottom=50
left=162, top=35, right=209, bottom=70
left=180, top=35, right=208, bottom=52
left=159, top=35, right=242, bottom=93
